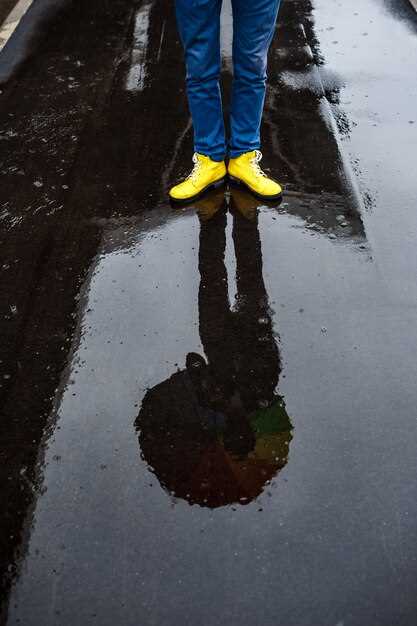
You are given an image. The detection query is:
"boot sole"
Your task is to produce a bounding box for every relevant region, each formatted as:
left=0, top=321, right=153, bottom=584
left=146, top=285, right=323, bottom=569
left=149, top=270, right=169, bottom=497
left=169, top=177, right=226, bottom=205
left=228, top=174, right=283, bottom=201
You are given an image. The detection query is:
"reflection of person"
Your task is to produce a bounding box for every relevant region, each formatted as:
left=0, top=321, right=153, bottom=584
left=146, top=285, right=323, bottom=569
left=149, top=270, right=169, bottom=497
left=136, top=189, right=292, bottom=508
left=169, top=1, right=283, bottom=203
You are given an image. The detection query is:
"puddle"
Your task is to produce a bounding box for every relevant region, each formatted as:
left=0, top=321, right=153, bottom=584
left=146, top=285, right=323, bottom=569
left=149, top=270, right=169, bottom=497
left=8, top=186, right=417, bottom=625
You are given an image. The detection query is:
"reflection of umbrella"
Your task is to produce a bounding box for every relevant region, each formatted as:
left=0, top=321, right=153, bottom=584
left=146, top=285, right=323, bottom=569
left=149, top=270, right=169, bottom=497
left=186, top=398, right=293, bottom=508
left=138, top=373, right=293, bottom=508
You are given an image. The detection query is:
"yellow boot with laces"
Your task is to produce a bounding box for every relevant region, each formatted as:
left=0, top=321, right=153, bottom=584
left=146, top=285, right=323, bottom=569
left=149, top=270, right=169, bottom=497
left=228, top=150, right=282, bottom=200
left=169, top=153, right=227, bottom=203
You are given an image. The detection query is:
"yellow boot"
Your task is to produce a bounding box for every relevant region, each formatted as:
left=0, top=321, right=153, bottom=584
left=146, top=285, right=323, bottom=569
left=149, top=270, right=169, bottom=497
left=169, top=153, right=227, bottom=203
left=228, top=150, right=282, bottom=200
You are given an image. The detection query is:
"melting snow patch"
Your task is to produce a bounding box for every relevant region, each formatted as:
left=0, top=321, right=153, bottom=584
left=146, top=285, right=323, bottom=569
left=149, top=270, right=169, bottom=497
left=126, top=1, right=153, bottom=92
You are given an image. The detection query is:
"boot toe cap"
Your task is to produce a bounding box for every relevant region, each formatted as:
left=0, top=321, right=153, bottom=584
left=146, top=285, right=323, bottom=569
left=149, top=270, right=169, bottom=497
left=169, top=182, right=193, bottom=201
left=262, top=179, right=282, bottom=197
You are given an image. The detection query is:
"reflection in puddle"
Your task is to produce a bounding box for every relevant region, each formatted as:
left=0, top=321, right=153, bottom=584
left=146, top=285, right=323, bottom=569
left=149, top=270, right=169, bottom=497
left=137, top=189, right=293, bottom=508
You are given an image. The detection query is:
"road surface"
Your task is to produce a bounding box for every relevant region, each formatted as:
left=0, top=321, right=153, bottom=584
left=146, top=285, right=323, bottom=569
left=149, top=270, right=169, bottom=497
left=1, top=0, right=417, bottom=624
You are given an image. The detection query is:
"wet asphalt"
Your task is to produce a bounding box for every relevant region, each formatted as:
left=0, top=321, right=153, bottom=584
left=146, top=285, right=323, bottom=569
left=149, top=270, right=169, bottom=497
left=1, top=0, right=417, bottom=624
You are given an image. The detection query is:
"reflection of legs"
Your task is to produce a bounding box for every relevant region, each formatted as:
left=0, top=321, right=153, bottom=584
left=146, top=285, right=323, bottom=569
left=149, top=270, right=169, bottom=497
left=198, top=208, right=256, bottom=456
left=195, top=202, right=281, bottom=454
left=232, top=208, right=280, bottom=409
left=233, top=210, right=267, bottom=307
left=175, top=0, right=226, bottom=161
left=197, top=209, right=235, bottom=396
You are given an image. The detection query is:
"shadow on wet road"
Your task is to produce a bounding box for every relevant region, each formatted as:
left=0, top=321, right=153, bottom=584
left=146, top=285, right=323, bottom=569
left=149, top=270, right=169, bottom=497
left=1, top=0, right=417, bottom=624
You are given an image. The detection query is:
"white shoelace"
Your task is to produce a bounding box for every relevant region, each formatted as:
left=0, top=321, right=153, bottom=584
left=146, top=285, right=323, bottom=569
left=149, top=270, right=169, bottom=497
left=250, top=150, right=267, bottom=178
left=187, top=153, right=202, bottom=184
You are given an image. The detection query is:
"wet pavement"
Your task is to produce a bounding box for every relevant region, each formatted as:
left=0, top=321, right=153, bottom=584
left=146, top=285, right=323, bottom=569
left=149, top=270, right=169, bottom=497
left=1, top=0, right=417, bottom=624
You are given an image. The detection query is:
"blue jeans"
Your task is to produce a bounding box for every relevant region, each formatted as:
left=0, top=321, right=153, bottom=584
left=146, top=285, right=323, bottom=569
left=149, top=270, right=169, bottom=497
left=175, top=0, right=281, bottom=161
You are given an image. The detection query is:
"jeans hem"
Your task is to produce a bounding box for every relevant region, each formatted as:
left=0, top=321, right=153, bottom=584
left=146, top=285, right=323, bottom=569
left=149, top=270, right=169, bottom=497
left=229, top=147, right=261, bottom=159
left=196, top=150, right=226, bottom=162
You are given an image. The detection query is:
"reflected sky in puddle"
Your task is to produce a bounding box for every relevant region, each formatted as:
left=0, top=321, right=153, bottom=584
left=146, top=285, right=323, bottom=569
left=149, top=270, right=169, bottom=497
left=313, top=0, right=417, bottom=302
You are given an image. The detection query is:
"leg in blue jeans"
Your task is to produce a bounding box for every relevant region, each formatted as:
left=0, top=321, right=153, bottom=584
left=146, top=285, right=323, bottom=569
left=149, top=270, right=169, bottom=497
left=230, top=0, right=280, bottom=157
left=175, top=0, right=226, bottom=161
left=175, top=0, right=280, bottom=160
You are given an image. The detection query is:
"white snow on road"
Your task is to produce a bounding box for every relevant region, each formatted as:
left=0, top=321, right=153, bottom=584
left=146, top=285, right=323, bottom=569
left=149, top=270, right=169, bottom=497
left=125, top=0, right=153, bottom=92
left=0, top=0, right=33, bottom=51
